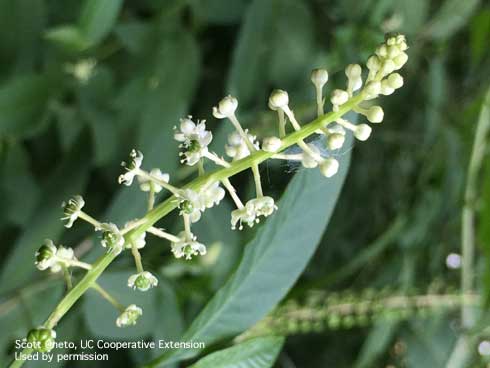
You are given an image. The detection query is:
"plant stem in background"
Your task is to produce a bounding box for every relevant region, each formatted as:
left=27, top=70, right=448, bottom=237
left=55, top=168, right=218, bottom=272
left=447, top=88, right=490, bottom=368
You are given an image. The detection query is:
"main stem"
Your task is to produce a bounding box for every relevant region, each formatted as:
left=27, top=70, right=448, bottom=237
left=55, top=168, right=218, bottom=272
left=9, top=93, right=365, bottom=368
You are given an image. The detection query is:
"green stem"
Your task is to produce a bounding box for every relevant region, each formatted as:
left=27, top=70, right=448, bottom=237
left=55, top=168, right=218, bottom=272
left=91, top=282, right=125, bottom=312
left=62, top=266, right=72, bottom=291
left=8, top=91, right=365, bottom=368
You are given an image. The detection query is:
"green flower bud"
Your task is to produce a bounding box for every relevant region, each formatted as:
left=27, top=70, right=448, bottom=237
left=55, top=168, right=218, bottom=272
left=26, top=327, right=56, bottom=353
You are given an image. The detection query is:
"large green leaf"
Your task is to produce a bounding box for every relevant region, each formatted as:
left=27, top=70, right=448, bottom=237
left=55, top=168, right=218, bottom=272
left=0, top=133, right=91, bottom=293
left=0, top=0, right=45, bottom=74
left=189, top=336, right=284, bottom=368
left=146, top=134, right=353, bottom=367
left=78, top=0, right=123, bottom=45
left=0, top=74, right=60, bottom=138
left=0, top=143, right=40, bottom=225
left=46, top=0, right=123, bottom=51
left=227, top=0, right=314, bottom=107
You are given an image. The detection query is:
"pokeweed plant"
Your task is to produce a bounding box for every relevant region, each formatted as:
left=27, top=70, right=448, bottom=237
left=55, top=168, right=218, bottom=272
left=10, top=34, right=408, bottom=367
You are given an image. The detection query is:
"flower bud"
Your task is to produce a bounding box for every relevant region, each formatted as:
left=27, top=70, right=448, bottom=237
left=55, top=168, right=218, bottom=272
left=268, top=89, right=289, bottom=110
left=366, top=106, right=384, bottom=123
left=387, top=73, right=404, bottom=89
left=311, top=68, right=328, bottom=88
left=381, top=60, right=396, bottom=75
left=26, top=327, right=56, bottom=353
left=326, top=133, right=345, bottom=150
left=375, top=44, right=388, bottom=58
left=213, top=95, right=238, bottom=119
left=365, top=81, right=381, bottom=98
left=330, top=89, right=349, bottom=106
left=345, top=64, right=361, bottom=79
left=380, top=80, right=395, bottom=95
left=393, top=52, right=408, bottom=69
left=319, top=158, right=339, bottom=178
left=262, top=136, right=282, bottom=152
left=366, top=55, right=380, bottom=72
left=354, top=124, right=372, bottom=141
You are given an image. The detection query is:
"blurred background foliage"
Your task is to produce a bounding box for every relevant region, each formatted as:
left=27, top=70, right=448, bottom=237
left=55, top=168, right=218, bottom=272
left=0, top=0, right=490, bottom=367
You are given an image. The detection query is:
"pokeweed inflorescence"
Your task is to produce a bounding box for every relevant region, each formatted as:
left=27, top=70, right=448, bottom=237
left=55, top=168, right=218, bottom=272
left=22, top=34, right=408, bottom=358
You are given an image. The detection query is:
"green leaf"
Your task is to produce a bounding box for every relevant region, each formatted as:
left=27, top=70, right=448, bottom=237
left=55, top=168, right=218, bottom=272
left=189, top=336, right=285, bottom=368
left=0, top=74, right=60, bottom=138
left=0, top=143, right=40, bottom=225
left=470, top=10, right=490, bottom=65
left=423, top=0, right=480, bottom=40
left=227, top=0, right=314, bottom=107
left=191, top=0, right=248, bottom=25
left=147, top=135, right=353, bottom=367
left=0, top=133, right=92, bottom=293
left=44, top=25, right=90, bottom=52
left=78, top=0, right=123, bottom=46
left=0, top=0, right=45, bottom=73
left=45, top=0, right=123, bottom=52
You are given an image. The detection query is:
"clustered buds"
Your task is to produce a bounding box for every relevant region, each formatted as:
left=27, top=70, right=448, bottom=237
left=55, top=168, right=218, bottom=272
left=26, top=327, right=56, bottom=353
left=30, top=34, right=407, bottom=342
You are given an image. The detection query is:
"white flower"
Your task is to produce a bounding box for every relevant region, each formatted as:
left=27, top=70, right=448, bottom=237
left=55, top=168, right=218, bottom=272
left=118, top=149, right=144, bottom=186
left=100, top=223, right=125, bottom=255
left=231, top=205, right=257, bottom=230
left=225, top=131, right=259, bottom=160
left=171, top=231, right=207, bottom=260
left=301, top=143, right=321, bottom=168
left=231, top=197, right=277, bottom=230
left=174, top=116, right=213, bottom=166
left=262, top=136, right=282, bottom=152
left=128, top=271, right=158, bottom=291
left=61, top=195, right=85, bottom=228
left=319, top=158, right=340, bottom=178
left=202, top=181, right=225, bottom=208
left=213, top=95, right=238, bottom=119
left=35, top=240, right=58, bottom=271
left=138, top=168, right=169, bottom=193
left=268, top=89, right=289, bottom=110
left=248, top=196, right=277, bottom=218
left=50, top=246, right=75, bottom=273
left=35, top=240, right=76, bottom=273
left=178, top=189, right=205, bottom=223
left=116, top=304, right=142, bottom=327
